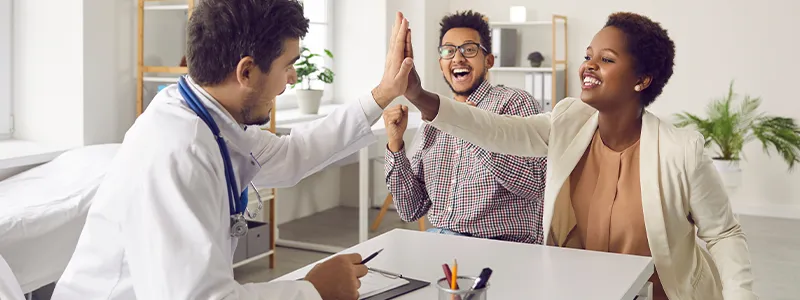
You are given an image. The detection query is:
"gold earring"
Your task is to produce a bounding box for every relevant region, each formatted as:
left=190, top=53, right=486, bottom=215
left=634, top=85, right=641, bottom=92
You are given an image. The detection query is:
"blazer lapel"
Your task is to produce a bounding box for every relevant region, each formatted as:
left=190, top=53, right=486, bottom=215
left=639, top=112, right=676, bottom=289
left=543, top=112, right=599, bottom=246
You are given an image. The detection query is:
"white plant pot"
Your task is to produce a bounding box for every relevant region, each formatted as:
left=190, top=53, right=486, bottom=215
left=296, top=89, right=323, bottom=114
left=712, top=159, right=742, bottom=189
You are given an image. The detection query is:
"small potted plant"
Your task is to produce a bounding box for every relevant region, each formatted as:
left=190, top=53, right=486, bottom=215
left=674, top=80, right=800, bottom=188
left=293, top=47, right=334, bottom=114
left=527, top=51, right=544, bottom=67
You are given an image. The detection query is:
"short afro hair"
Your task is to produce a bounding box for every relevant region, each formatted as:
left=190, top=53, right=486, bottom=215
left=186, top=0, right=309, bottom=86
left=605, top=12, right=675, bottom=107
left=439, top=10, right=492, bottom=54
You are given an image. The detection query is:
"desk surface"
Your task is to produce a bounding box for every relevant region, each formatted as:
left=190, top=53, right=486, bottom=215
left=273, top=229, right=654, bottom=300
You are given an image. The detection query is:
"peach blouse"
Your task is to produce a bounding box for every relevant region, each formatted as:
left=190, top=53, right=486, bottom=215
left=568, top=130, right=667, bottom=300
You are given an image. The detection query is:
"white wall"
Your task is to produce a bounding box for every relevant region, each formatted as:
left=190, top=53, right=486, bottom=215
left=11, top=0, right=185, bottom=149
left=0, top=0, right=11, bottom=139
left=449, top=0, right=800, bottom=218
left=13, top=0, right=85, bottom=147
left=83, top=0, right=136, bottom=145
left=332, top=0, right=387, bottom=104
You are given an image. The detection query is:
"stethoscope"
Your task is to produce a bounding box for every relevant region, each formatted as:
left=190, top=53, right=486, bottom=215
left=177, top=75, right=264, bottom=238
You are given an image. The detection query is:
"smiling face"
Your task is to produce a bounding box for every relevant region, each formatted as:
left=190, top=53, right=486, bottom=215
left=439, top=27, right=494, bottom=97
left=579, top=26, right=650, bottom=111
left=238, top=38, right=300, bottom=125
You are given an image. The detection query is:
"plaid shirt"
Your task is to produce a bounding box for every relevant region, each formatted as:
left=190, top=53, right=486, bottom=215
left=385, top=81, right=547, bottom=244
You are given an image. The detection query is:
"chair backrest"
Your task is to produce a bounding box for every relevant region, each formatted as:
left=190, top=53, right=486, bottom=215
left=0, top=253, right=25, bottom=300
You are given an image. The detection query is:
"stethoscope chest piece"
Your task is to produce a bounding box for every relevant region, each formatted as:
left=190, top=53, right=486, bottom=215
left=230, top=214, right=248, bottom=238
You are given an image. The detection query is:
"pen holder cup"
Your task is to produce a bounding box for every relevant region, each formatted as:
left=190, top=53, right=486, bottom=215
left=436, top=276, right=489, bottom=300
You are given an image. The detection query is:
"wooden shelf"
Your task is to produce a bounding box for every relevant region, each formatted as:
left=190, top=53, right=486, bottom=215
left=484, top=13, right=568, bottom=111
left=144, top=4, right=188, bottom=10
left=142, top=66, right=188, bottom=74
left=143, top=76, right=181, bottom=83
left=490, top=21, right=553, bottom=26
left=491, top=65, right=566, bottom=73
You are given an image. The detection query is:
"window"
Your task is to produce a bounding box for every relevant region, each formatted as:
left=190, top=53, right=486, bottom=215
left=0, top=0, right=12, bottom=140
left=275, top=0, right=333, bottom=110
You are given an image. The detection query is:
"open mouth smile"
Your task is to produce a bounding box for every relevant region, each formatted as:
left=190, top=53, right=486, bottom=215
left=582, top=72, right=602, bottom=89
left=452, top=67, right=473, bottom=83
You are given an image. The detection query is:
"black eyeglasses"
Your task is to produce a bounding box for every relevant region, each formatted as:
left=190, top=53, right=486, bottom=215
left=438, top=42, right=488, bottom=59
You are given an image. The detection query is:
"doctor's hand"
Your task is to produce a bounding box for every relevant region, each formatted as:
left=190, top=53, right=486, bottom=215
left=384, top=104, right=409, bottom=152
left=305, top=253, right=368, bottom=300
left=372, top=12, right=415, bottom=109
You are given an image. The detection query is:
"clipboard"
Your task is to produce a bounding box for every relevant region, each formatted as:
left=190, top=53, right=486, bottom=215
left=295, top=271, right=429, bottom=300
left=361, top=275, right=429, bottom=300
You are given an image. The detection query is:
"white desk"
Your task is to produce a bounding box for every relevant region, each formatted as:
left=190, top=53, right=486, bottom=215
left=270, top=106, right=423, bottom=253
left=273, top=229, right=655, bottom=299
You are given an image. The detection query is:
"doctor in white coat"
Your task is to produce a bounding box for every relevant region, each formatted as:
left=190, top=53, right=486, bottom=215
left=52, top=1, right=415, bottom=299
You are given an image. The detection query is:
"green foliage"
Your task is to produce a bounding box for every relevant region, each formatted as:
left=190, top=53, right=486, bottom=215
left=292, top=47, right=334, bottom=90
left=674, top=80, right=800, bottom=170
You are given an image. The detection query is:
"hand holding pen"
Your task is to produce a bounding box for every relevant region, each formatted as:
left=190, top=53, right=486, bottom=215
left=304, top=253, right=369, bottom=300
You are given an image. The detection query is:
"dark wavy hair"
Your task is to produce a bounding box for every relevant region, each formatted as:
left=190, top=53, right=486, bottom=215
left=186, top=0, right=309, bottom=86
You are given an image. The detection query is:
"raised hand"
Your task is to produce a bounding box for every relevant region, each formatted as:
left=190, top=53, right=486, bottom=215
left=304, top=253, right=369, bottom=300
left=384, top=104, right=409, bottom=152
left=403, top=27, right=422, bottom=101
left=372, top=12, right=415, bottom=108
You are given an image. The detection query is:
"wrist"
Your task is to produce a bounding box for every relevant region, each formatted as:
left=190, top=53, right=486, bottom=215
left=371, top=87, right=391, bottom=109
left=388, top=140, right=405, bottom=152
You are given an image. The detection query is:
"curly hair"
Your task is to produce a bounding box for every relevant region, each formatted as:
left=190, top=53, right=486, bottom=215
left=605, top=12, right=675, bottom=107
left=439, top=10, right=492, bottom=53
left=186, top=0, right=309, bottom=86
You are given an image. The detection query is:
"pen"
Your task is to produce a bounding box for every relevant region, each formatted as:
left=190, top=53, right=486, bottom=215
left=463, top=267, right=493, bottom=300
left=369, top=267, right=403, bottom=279
left=442, top=264, right=459, bottom=289
left=360, top=248, right=383, bottom=264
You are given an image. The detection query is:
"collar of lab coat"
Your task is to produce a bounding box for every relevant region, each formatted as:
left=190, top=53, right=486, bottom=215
left=183, top=75, right=258, bottom=157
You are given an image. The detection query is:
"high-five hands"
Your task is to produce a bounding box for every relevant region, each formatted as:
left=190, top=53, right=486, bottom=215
left=384, top=104, right=409, bottom=152
left=372, top=12, right=415, bottom=108
left=402, top=25, right=422, bottom=101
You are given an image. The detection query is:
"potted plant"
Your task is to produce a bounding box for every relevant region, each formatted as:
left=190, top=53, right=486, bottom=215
left=293, top=47, right=334, bottom=114
left=527, top=51, right=544, bottom=67
left=674, top=80, right=800, bottom=188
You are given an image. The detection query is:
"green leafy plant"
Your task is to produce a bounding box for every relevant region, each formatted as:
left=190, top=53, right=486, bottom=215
left=292, top=47, right=334, bottom=90
left=674, top=80, right=800, bottom=170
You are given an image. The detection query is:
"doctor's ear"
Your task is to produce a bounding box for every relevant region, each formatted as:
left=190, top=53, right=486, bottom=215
left=235, top=56, right=257, bottom=85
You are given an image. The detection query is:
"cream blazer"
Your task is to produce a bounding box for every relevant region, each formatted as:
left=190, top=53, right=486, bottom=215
left=426, top=96, right=757, bottom=300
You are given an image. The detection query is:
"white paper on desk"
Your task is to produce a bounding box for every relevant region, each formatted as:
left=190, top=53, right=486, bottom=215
left=358, top=272, right=410, bottom=299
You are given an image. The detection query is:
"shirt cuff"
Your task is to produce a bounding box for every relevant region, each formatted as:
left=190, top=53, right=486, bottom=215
left=358, top=92, right=384, bottom=125
left=385, top=144, right=406, bottom=165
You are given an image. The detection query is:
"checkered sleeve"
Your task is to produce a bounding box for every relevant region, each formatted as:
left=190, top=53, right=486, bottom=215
left=468, top=91, right=547, bottom=201
left=384, top=130, right=432, bottom=222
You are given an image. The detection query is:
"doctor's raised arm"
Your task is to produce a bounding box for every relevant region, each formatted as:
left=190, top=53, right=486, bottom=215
left=51, top=2, right=414, bottom=300
left=249, top=11, right=416, bottom=188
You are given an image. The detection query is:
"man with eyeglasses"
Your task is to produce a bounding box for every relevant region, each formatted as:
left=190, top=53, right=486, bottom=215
left=382, top=10, right=548, bottom=244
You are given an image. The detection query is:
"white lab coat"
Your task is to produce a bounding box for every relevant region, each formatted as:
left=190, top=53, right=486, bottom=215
left=51, top=76, right=383, bottom=300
